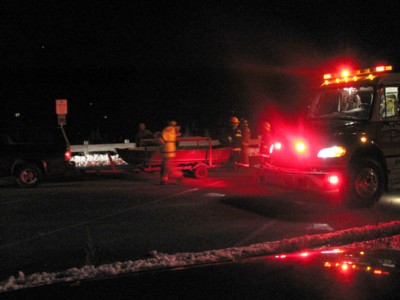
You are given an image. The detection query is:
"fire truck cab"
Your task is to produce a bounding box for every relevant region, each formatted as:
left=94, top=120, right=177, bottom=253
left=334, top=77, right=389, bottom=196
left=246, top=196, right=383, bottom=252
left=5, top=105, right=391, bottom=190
left=254, top=65, right=400, bottom=207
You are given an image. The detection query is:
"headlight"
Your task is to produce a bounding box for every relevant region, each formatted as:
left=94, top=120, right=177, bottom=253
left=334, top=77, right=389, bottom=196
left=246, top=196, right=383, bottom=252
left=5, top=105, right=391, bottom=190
left=317, top=146, right=346, bottom=158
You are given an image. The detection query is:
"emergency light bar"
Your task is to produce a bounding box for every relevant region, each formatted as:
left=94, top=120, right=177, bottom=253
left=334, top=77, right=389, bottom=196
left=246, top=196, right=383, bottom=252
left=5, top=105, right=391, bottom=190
left=322, top=65, right=393, bottom=86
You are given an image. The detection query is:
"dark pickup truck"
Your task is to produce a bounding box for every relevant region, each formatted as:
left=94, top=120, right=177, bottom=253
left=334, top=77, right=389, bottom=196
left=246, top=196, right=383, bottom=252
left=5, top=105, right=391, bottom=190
left=0, top=127, right=74, bottom=188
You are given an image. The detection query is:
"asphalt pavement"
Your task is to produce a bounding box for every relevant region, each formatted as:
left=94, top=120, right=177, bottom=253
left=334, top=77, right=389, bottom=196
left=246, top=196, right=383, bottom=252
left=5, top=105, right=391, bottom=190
left=1, top=166, right=400, bottom=295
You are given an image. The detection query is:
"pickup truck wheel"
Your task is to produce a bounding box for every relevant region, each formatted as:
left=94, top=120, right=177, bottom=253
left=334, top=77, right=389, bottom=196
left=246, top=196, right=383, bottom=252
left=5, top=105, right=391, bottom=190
left=345, top=159, right=384, bottom=207
left=15, top=163, right=43, bottom=188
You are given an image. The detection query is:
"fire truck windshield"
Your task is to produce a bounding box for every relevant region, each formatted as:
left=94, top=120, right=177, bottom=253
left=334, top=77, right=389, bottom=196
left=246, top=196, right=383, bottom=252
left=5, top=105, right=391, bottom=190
left=308, top=86, right=374, bottom=120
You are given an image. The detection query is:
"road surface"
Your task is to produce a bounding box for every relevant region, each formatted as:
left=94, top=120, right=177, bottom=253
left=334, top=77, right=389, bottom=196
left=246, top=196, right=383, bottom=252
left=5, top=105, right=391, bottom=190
left=1, top=167, right=399, bottom=279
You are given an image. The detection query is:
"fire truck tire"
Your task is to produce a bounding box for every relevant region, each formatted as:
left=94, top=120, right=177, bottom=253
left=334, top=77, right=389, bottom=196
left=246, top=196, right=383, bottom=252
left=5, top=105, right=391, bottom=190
left=193, top=164, right=208, bottom=179
left=15, top=163, right=43, bottom=188
left=345, top=159, right=384, bottom=207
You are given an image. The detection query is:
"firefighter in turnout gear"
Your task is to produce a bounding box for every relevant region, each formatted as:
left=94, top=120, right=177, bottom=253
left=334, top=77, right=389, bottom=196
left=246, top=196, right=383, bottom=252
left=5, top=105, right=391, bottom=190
left=240, top=119, right=251, bottom=166
left=220, top=116, right=242, bottom=165
left=159, top=120, right=183, bottom=184
left=259, top=121, right=272, bottom=163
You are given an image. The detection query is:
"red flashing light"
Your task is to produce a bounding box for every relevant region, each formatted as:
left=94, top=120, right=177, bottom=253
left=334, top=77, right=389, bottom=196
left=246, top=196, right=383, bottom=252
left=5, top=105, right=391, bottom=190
left=294, top=141, right=306, bottom=154
left=274, top=142, right=282, bottom=150
left=340, top=69, right=351, bottom=77
left=327, top=175, right=340, bottom=185
left=65, top=149, right=72, bottom=161
left=323, top=74, right=332, bottom=80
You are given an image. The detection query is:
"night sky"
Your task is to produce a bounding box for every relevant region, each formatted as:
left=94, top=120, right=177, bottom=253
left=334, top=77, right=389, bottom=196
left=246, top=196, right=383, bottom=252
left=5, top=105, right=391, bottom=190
left=2, top=1, right=400, bottom=143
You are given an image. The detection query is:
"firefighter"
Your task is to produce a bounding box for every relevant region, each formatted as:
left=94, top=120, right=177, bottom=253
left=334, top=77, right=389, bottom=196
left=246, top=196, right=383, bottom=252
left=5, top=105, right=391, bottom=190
left=159, top=120, right=183, bottom=184
left=240, top=119, right=251, bottom=166
left=260, top=121, right=272, bottom=163
left=380, top=94, right=397, bottom=117
left=135, top=122, right=154, bottom=146
left=219, top=116, right=242, bottom=165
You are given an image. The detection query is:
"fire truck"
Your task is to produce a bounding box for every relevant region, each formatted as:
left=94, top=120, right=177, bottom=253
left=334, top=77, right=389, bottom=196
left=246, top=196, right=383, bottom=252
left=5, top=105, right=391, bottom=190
left=254, top=65, right=400, bottom=207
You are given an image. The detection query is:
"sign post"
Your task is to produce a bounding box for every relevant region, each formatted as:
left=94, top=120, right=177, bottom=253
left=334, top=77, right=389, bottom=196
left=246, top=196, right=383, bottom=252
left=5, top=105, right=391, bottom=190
left=58, top=114, right=67, bottom=126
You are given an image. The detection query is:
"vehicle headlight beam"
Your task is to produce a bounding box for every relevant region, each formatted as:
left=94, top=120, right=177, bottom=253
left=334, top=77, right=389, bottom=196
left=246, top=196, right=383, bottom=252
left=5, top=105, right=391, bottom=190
left=317, top=146, right=346, bottom=158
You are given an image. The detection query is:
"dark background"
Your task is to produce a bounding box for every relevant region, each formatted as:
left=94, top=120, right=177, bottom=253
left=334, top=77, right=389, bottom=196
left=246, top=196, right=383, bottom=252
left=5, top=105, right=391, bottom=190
left=2, top=1, right=400, bottom=143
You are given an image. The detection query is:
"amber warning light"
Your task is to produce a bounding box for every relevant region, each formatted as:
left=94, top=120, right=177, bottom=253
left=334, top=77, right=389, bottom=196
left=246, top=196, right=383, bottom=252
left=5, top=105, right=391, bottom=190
left=375, top=65, right=392, bottom=72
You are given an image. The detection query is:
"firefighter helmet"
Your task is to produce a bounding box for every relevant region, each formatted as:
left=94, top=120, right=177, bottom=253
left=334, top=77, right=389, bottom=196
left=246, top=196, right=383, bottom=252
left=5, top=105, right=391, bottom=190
left=263, top=121, right=271, bottom=131
left=230, top=116, right=239, bottom=124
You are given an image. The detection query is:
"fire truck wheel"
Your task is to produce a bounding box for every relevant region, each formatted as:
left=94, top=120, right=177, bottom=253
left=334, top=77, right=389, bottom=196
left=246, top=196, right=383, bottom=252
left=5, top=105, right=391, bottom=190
left=15, top=163, right=43, bottom=188
left=345, top=159, right=384, bottom=207
left=193, top=164, right=208, bottom=179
